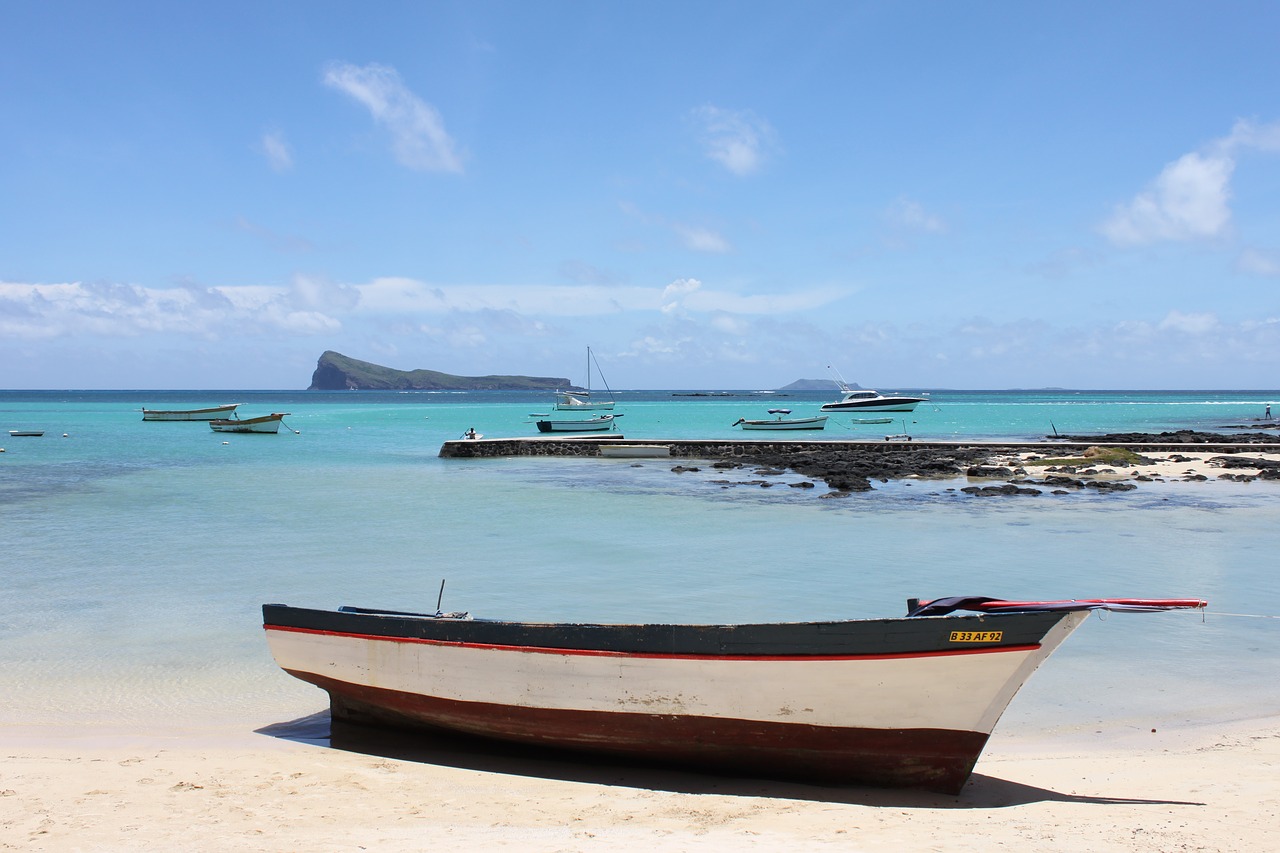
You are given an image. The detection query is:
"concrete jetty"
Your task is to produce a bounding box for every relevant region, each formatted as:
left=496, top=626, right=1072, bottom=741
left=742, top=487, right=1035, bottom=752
left=439, top=435, right=1273, bottom=460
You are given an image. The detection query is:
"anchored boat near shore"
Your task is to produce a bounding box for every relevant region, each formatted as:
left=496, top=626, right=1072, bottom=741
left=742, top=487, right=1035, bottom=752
left=210, top=413, right=293, bottom=434
left=535, top=414, right=620, bottom=433
left=732, top=409, right=829, bottom=430
left=142, top=404, right=240, bottom=421
left=553, top=347, right=616, bottom=411
left=262, top=595, right=1205, bottom=793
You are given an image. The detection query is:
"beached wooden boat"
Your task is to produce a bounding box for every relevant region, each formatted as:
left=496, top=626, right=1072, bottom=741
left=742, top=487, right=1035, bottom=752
left=210, top=413, right=289, bottom=434
left=535, top=414, right=619, bottom=433
left=732, top=409, right=828, bottom=430
left=142, top=404, right=240, bottom=421
left=262, top=596, right=1205, bottom=793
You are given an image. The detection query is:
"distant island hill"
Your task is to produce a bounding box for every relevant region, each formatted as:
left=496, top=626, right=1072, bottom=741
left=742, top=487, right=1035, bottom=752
left=307, top=351, right=848, bottom=392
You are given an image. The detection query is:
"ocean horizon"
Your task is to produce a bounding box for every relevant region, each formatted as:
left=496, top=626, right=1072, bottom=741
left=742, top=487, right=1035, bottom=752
left=2, top=388, right=1278, bottom=752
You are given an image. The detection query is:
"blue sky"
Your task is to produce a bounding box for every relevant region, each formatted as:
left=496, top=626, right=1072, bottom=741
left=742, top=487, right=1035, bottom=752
left=4, top=1, right=1279, bottom=390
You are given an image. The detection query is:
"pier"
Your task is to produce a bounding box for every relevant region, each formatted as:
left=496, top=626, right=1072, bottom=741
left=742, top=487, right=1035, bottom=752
left=439, top=436, right=1274, bottom=460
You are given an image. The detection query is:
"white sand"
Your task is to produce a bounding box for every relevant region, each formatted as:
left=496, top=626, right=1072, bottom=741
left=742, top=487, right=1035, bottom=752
left=2, top=716, right=1277, bottom=852
left=1000, top=448, right=1280, bottom=484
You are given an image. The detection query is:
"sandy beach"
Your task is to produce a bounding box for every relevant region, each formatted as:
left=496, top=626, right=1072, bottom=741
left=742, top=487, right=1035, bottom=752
left=3, top=715, right=1278, bottom=852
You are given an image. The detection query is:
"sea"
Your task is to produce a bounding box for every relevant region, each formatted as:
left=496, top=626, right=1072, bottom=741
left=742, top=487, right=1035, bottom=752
left=2, top=388, right=1279, bottom=747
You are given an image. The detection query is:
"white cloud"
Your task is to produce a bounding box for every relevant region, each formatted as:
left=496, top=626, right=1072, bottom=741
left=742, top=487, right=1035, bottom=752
left=0, top=278, right=342, bottom=340
left=661, top=277, right=701, bottom=314
left=0, top=273, right=852, bottom=349
left=885, top=197, right=947, bottom=234
left=1101, top=118, right=1280, bottom=246
left=1101, top=152, right=1234, bottom=245
left=1157, top=310, right=1220, bottom=335
left=323, top=62, right=464, bottom=173
left=290, top=274, right=359, bottom=312
left=261, top=131, right=293, bottom=171
left=1217, top=118, right=1280, bottom=153
left=692, top=105, right=775, bottom=176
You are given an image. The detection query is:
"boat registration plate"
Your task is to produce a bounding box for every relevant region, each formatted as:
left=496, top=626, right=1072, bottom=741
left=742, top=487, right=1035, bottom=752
left=949, top=631, right=1003, bottom=643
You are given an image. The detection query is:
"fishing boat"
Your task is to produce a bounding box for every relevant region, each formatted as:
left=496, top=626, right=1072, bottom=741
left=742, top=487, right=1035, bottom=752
left=142, top=404, right=240, bottom=421
left=209, top=413, right=290, bottom=434
left=7, top=430, right=44, bottom=437
left=553, top=347, right=616, bottom=411
left=851, top=417, right=894, bottom=425
left=732, top=409, right=828, bottom=430
left=535, top=414, right=619, bottom=433
left=262, top=595, right=1205, bottom=793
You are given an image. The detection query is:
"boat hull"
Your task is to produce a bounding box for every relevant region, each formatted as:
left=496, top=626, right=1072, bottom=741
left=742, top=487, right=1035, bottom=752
left=143, top=404, right=239, bottom=421
left=535, top=416, right=616, bottom=433
left=736, top=416, right=828, bottom=430
left=210, top=413, right=287, bottom=434
left=262, top=605, right=1086, bottom=792
left=820, top=399, right=921, bottom=412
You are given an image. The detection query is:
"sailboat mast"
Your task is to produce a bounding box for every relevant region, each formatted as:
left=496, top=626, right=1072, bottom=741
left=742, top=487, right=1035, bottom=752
left=590, top=347, right=615, bottom=400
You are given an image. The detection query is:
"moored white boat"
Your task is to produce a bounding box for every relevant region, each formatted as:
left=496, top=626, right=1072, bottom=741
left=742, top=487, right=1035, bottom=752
left=554, top=392, right=615, bottom=411
left=535, top=414, right=619, bottom=433
left=820, top=367, right=926, bottom=412
left=262, top=595, right=1205, bottom=793
left=143, top=404, right=240, bottom=421
left=820, top=388, right=926, bottom=412
left=210, top=413, right=290, bottom=434
left=732, top=409, right=828, bottom=430
left=553, top=347, right=616, bottom=410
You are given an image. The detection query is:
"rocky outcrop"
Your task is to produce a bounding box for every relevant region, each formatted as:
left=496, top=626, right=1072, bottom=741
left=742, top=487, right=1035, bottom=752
left=308, top=351, right=573, bottom=391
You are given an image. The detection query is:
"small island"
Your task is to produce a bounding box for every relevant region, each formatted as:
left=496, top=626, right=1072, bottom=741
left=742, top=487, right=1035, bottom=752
left=308, top=351, right=573, bottom=391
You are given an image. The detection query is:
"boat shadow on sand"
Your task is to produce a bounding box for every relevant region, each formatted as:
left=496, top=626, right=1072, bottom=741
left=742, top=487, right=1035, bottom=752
left=255, top=711, right=1203, bottom=810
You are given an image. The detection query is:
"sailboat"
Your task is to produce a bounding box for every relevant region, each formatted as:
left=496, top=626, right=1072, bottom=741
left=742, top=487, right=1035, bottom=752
left=554, top=347, right=616, bottom=411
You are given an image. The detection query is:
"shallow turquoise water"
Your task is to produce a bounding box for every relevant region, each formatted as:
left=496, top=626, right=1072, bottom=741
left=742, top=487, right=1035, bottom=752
left=1, top=390, right=1278, bottom=739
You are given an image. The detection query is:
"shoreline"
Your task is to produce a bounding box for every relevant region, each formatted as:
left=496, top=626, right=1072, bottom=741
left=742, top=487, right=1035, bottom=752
left=441, top=431, right=1280, bottom=494
left=4, top=713, right=1277, bottom=851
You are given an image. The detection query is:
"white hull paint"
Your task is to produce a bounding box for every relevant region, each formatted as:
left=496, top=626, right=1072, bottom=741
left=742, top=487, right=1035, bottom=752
left=210, top=413, right=288, bottom=434
left=734, top=416, right=828, bottom=430
left=820, top=398, right=922, bottom=412
left=143, top=404, right=240, bottom=421
left=535, top=415, right=617, bottom=432
left=265, top=611, right=1086, bottom=739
